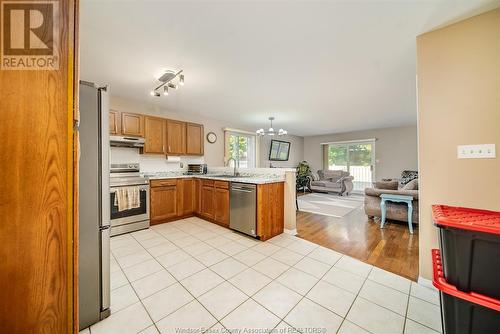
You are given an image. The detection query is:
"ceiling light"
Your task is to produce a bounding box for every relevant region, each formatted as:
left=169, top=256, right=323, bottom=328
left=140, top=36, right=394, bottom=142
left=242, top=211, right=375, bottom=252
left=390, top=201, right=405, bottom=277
left=256, top=117, right=287, bottom=136
left=151, top=69, right=184, bottom=97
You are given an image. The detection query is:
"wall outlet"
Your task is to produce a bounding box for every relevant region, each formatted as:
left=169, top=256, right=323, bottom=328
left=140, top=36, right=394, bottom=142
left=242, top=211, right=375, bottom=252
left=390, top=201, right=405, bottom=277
left=457, top=144, right=496, bottom=159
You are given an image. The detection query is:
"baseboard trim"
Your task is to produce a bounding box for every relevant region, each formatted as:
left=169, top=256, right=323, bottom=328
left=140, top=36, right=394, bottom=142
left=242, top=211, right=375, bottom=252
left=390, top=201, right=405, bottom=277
left=284, top=228, right=297, bottom=236
left=418, top=276, right=434, bottom=289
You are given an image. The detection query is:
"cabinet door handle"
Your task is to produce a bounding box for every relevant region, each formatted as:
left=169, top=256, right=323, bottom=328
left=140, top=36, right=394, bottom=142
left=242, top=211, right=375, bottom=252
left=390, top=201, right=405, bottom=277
left=114, top=122, right=117, bottom=134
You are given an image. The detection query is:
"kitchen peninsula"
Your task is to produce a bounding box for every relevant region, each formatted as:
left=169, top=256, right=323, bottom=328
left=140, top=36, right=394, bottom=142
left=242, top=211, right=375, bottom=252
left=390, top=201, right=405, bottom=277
left=147, top=172, right=285, bottom=241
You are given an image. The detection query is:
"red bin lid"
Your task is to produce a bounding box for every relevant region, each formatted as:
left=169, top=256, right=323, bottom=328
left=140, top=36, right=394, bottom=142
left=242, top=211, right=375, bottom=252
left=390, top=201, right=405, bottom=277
left=432, top=205, right=500, bottom=235
left=432, top=249, right=500, bottom=311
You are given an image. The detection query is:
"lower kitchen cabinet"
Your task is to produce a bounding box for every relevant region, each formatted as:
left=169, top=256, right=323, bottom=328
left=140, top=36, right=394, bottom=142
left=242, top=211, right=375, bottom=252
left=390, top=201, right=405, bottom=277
left=149, top=178, right=283, bottom=239
left=257, top=182, right=284, bottom=240
left=181, top=179, right=196, bottom=215
left=200, top=185, right=215, bottom=219
left=214, top=186, right=230, bottom=227
left=150, top=183, right=178, bottom=224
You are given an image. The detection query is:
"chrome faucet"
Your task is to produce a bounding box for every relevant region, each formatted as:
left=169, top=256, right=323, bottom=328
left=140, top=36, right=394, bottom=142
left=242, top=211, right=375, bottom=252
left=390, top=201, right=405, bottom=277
left=226, top=157, right=240, bottom=176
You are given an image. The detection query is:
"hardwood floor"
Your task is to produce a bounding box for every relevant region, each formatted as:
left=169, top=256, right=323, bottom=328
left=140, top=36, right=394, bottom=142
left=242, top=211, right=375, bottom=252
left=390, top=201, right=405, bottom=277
left=296, top=203, right=419, bottom=281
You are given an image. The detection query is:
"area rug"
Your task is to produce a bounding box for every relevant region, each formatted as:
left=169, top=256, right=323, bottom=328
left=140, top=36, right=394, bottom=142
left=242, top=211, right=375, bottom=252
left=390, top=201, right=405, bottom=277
left=297, top=193, right=364, bottom=218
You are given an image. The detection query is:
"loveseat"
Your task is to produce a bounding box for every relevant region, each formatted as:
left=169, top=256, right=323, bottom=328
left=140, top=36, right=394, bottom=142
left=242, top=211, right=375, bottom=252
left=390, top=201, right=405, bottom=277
left=308, top=170, right=354, bottom=196
left=364, top=178, right=419, bottom=223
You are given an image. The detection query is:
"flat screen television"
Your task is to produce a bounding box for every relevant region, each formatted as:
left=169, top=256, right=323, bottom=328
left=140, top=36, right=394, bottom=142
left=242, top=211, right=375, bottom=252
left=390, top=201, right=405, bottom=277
left=269, top=139, right=291, bottom=161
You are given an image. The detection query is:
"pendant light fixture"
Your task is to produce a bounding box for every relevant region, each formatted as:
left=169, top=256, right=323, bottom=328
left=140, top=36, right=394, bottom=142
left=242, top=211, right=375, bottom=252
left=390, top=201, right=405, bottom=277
left=256, top=117, right=287, bottom=136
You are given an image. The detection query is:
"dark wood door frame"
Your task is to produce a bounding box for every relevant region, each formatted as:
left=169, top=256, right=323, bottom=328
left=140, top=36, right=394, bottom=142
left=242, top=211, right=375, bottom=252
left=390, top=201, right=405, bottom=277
left=0, top=0, right=80, bottom=332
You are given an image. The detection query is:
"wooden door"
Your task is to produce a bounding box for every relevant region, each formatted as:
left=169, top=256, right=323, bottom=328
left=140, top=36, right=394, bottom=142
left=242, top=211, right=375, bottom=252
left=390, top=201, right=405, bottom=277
left=182, top=179, right=195, bottom=215
left=150, top=185, right=178, bottom=223
left=0, top=1, right=78, bottom=332
left=201, top=186, right=215, bottom=219
left=186, top=123, right=204, bottom=155
left=144, top=116, right=166, bottom=154
left=121, top=112, right=144, bottom=137
left=109, top=110, right=120, bottom=134
left=166, top=120, right=186, bottom=154
left=214, top=188, right=230, bottom=226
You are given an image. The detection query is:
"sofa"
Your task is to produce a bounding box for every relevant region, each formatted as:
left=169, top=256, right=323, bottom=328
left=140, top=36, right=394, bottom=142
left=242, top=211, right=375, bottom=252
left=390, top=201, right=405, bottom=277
left=364, top=178, right=419, bottom=223
left=308, top=170, right=354, bottom=196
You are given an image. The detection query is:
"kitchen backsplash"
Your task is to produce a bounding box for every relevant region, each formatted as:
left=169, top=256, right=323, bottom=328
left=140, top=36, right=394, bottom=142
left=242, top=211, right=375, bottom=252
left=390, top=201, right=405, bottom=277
left=110, top=147, right=204, bottom=173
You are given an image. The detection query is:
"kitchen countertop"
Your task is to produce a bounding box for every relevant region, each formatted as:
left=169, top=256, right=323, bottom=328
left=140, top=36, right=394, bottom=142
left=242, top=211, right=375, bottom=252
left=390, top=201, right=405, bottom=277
left=144, top=173, right=285, bottom=185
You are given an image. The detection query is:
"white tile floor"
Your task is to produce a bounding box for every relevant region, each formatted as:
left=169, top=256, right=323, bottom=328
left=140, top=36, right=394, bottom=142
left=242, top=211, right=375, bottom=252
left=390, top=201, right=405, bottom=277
left=83, top=217, right=442, bottom=334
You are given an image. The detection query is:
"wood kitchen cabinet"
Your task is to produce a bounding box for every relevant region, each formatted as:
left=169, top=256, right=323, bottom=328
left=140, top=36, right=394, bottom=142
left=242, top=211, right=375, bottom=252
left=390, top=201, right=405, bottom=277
left=150, top=179, right=178, bottom=224
left=214, top=186, right=230, bottom=226
left=200, top=181, right=215, bottom=220
left=143, top=116, right=166, bottom=154
left=186, top=123, right=204, bottom=155
left=257, top=182, right=284, bottom=240
left=166, top=120, right=186, bottom=155
left=121, top=112, right=144, bottom=137
left=109, top=110, right=120, bottom=134
left=181, top=179, right=196, bottom=215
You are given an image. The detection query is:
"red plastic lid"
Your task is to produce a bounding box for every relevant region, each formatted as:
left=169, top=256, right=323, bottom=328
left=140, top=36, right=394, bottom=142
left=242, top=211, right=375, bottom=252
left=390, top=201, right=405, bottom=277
left=432, top=249, right=500, bottom=312
left=432, top=205, right=500, bottom=235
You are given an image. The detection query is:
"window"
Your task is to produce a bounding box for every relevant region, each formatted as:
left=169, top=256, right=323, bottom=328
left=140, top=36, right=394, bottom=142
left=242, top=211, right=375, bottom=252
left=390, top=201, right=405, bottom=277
left=226, top=132, right=256, bottom=168
left=323, top=140, right=375, bottom=192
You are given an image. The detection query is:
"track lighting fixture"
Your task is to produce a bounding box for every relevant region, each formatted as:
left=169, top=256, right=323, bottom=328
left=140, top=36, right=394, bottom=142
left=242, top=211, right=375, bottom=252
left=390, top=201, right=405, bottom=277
left=256, top=117, right=287, bottom=136
left=150, top=69, right=184, bottom=97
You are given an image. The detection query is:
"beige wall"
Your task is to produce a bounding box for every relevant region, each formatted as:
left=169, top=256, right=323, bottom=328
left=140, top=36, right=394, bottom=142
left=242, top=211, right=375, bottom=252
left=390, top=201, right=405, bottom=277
left=259, top=135, right=304, bottom=168
left=417, top=8, right=500, bottom=279
left=303, top=126, right=418, bottom=180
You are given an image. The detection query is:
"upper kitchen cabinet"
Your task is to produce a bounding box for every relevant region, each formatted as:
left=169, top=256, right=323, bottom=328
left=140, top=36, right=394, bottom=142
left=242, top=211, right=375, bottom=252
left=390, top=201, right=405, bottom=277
left=121, top=112, right=144, bottom=137
left=166, top=120, right=186, bottom=155
left=109, top=110, right=120, bottom=135
left=186, top=123, right=204, bottom=155
left=143, top=116, right=166, bottom=154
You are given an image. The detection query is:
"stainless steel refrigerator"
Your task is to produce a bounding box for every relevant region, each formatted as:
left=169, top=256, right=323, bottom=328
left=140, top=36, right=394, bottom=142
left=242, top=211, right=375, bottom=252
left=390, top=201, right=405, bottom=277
left=78, top=81, right=111, bottom=330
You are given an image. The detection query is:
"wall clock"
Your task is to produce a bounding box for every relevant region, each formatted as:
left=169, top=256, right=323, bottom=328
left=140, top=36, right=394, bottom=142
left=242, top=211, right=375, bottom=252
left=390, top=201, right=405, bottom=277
left=206, top=132, right=217, bottom=143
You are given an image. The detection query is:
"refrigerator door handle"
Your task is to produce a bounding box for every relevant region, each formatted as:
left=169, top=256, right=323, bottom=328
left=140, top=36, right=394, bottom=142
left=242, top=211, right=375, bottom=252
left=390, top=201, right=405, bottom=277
left=100, top=226, right=111, bottom=317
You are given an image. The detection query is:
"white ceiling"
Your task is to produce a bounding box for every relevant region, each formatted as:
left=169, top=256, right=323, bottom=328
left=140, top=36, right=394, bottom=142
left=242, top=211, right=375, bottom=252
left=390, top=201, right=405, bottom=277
left=80, top=0, right=499, bottom=136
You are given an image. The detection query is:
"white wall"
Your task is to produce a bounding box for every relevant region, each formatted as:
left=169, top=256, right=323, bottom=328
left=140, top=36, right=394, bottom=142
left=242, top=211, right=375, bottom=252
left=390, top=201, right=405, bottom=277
left=303, top=125, right=418, bottom=180
left=259, top=135, right=304, bottom=169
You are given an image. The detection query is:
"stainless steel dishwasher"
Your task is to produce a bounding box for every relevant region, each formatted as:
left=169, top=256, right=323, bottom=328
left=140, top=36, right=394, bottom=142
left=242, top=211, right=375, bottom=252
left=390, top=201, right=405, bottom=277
left=230, top=182, right=257, bottom=237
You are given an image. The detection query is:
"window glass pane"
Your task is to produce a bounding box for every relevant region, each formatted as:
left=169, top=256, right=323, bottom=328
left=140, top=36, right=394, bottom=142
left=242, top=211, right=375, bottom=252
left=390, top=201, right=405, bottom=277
left=327, top=145, right=348, bottom=171
left=227, top=132, right=255, bottom=168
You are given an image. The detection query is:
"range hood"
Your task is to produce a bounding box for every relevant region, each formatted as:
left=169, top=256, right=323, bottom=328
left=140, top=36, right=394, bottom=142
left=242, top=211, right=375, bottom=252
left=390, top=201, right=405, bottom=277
left=110, top=135, right=145, bottom=148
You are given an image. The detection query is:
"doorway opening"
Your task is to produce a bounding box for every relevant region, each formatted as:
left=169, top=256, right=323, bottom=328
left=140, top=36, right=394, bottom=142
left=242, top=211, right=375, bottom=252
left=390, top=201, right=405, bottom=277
left=323, top=140, right=375, bottom=193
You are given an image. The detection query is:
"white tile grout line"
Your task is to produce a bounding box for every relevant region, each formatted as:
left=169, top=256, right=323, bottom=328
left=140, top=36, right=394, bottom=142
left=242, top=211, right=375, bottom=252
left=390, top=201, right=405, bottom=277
left=105, top=218, right=439, bottom=334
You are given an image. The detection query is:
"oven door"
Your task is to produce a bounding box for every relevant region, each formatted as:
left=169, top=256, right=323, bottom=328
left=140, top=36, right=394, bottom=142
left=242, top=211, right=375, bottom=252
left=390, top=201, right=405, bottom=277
left=110, top=184, right=149, bottom=226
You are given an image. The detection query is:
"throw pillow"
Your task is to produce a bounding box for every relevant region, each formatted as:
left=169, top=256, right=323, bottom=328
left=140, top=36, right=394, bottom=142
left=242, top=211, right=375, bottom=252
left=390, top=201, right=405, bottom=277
left=374, top=180, right=399, bottom=190
left=403, top=179, right=419, bottom=190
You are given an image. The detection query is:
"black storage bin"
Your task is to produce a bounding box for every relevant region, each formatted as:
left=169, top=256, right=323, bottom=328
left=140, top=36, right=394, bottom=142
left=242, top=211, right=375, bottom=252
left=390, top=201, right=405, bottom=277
left=433, top=205, right=500, bottom=299
left=432, top=249, right=500, bottom=334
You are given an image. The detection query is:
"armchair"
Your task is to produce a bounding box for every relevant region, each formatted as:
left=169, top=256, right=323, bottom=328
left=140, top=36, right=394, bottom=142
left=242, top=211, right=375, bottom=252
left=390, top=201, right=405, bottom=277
left=308, top=170, right=354, bottom=196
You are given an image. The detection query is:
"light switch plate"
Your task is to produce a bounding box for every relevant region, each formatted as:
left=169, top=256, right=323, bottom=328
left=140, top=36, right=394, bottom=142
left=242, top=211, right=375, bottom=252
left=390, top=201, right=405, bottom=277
left=457, top=144, right=496, bottom=159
